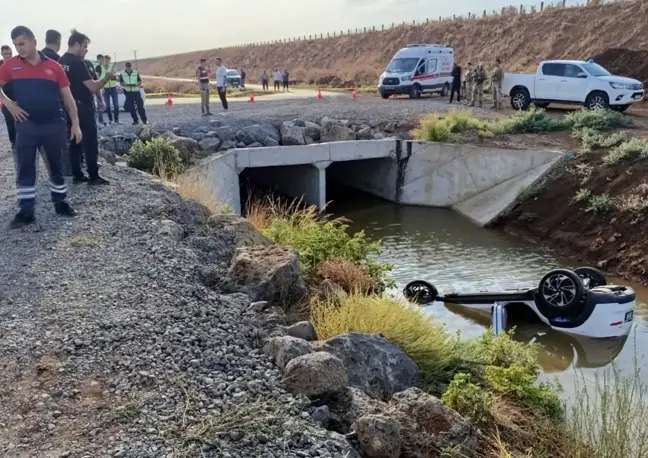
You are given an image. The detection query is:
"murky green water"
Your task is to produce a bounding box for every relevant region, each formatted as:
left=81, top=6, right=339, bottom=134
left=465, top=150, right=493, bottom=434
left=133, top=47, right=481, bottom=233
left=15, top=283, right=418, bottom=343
left=327, top=187, right=648, bottom=402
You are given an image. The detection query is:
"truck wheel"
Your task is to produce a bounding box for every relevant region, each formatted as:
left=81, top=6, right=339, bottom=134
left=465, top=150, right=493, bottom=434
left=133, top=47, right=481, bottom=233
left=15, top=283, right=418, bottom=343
left=585, top=91, right=609, bottom=110
left=533, top=102, right=550, bottom=108
left=403, top=280, right=438, bottom=305
left=380, top=89, right=390, bottom=99
left=409, top=84, right=422, bottom=99
left=536, top=268, right=586, bottom=317
left=440, top=83, right=449, bottom=97
left=510, top=88, right=530, bottom=110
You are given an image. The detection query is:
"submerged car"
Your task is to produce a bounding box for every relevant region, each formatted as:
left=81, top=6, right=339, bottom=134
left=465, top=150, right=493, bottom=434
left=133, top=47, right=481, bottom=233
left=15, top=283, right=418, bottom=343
left=403, top=267, right=635, bottom=339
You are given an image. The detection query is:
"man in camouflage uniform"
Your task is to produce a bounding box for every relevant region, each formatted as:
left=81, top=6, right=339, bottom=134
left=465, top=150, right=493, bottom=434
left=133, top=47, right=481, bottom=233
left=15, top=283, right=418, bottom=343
left=469, top=63, right=486, bottom=108
left=463, top=62, right=473, bottom=106
left=491, top=58, right=504, bottom=109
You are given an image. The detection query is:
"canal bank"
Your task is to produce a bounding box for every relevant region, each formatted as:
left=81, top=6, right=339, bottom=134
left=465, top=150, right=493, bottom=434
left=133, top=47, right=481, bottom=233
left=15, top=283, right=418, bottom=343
left=326, top=186, right=648, bottom=405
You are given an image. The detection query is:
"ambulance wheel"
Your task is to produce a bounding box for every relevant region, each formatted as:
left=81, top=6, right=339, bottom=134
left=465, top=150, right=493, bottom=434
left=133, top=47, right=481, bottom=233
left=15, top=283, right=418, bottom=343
left=409, top=84, right=422, bottom=99
left=536, top=269, right=586, bottom=316
left=403, top=280, right=438, bottom=305
left=440, top=83, right=449, bottom=97
left=573, top=267, right=607, bottom=289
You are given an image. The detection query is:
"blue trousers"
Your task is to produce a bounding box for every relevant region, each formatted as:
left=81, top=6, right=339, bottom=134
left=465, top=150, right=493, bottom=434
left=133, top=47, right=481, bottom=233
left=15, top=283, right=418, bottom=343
left=14, top=120, right=68, bottom=213
left=103, top=87, right=119, bottom=122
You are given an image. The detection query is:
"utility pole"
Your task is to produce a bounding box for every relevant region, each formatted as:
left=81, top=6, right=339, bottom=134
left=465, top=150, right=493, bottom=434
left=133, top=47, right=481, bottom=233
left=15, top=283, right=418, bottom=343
left=133, top=50, right=138, bottom=70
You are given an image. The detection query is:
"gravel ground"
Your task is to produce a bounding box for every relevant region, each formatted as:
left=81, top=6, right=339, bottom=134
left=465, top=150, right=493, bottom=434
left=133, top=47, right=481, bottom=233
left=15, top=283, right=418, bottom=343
left=0, top=126, right=358, bottom=457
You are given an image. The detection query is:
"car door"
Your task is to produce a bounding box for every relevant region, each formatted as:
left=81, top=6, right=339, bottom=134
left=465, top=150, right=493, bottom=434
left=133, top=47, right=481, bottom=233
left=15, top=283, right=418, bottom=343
left=559, top=64, right=589, bottom=102
left=423, top=58, right=438, bottom=91
left=535, top=63, right=563, bottom=100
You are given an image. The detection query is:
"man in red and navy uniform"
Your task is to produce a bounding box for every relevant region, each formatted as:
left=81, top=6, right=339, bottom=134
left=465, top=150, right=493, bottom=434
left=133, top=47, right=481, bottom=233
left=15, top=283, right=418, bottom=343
left=1, top=44, right=17, bottom=153
left=0, top=26, right=82, bottom=228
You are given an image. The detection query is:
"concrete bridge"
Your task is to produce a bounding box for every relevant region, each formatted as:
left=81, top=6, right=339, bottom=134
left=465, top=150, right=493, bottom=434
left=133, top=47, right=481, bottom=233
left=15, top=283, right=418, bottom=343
left=196, top=139, right=563, bottom=226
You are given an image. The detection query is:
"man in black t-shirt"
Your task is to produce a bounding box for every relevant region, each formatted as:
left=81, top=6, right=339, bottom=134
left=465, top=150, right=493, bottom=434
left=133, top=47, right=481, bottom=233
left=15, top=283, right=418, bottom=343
left=59, top=29, right=113, bottom=185
left=41, top=29, right=61, bottom=61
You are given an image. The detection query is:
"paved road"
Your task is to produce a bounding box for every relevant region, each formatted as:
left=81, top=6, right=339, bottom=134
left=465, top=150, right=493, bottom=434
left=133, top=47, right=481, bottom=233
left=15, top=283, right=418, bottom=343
left=143, top=75, right=344, bottom=106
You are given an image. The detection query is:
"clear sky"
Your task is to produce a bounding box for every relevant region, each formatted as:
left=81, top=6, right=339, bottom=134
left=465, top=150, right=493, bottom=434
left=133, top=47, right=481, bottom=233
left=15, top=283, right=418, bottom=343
left=2, top=0, right=581, bottom=61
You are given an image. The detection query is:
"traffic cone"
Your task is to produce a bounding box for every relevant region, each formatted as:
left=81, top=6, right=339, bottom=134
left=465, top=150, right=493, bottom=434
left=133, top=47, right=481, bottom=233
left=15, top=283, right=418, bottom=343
left=317, top=89, right=323, bottom=100
left=352, top=88, right=357, bottom=99
left=165, top=93, right=173, bottom=106
left=249, top=90, right=255, bottom=103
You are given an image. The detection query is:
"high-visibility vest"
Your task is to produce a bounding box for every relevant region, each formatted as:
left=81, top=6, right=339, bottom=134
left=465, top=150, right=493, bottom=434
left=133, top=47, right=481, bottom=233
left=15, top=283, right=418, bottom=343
left=104, top=63, right=117, bottom=88
left=121, top=71, right=140, bottom=92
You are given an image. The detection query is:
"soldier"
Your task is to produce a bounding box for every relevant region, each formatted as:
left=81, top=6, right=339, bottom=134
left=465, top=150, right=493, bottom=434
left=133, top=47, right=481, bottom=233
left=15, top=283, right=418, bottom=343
left=463, top=62, right=473, bottom=106
left=469, top=62, right=486, bottom=108
left=491, top=58, right=504, bottom=109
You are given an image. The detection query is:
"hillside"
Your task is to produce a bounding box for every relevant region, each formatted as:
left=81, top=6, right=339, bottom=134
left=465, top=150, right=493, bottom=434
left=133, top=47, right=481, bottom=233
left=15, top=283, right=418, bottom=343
left=136, top=1, right=648, bottom=86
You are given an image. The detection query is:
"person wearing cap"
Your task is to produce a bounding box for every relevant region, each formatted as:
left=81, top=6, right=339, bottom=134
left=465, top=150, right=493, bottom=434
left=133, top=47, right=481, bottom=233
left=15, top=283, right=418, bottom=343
left=119, top=62, right=147, bottom=125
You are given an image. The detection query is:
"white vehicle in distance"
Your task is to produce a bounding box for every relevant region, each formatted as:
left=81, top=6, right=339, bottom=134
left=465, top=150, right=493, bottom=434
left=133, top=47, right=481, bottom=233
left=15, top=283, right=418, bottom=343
left=378, top=44, right=454, bottom=99
left=502, top=59, right=644, bottom=112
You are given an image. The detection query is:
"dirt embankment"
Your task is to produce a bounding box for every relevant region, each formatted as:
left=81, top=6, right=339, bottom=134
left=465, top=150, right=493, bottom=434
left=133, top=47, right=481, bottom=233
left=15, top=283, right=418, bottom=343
left=492, top=142, right=648, bottom=286
left=136, top=1, right=648, bottom=85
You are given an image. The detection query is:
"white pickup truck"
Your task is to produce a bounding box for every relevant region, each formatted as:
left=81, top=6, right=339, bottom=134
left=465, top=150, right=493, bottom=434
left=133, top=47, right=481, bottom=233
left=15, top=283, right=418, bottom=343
left=502, top=60, right=644, bottom=112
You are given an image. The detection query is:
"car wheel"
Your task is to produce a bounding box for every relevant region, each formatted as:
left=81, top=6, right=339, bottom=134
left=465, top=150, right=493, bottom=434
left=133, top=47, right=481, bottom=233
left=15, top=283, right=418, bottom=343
left=611, top=104, right=630, bottom=112
left=534, top=102, right=550, bottom=108
left=536, top=268, right=586, bottom=317
left=403, top=280, right=438, bottom=305
left=573, top=267, right=607, bottom=289
left=380, top=90, right=390, bottom=99
left=440, top=83, right=449, bottom=97
left=585, top=91, right=610, bottom=110
left=409, top=84, right=422, bottom=99
left=510, top=88, right=530, bottom=110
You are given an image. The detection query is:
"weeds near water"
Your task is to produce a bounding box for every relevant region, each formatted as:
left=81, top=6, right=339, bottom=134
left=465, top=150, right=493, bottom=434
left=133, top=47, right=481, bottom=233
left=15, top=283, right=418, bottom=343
left=585, top=194, right=616, bottom=214
left=492, top=108, right=568, bottom=134
left=411, top=109, right=491, bottom=142
left=126, top=137, right=185, bottom=177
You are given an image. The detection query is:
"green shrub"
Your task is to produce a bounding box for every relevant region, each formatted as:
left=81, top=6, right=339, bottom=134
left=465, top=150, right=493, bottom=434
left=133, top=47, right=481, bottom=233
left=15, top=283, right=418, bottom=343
left=572, top=188, right=592, bottom=204
left=573, top=128, right=628, bottom=152
left=565, top=108, right=634, bottom=131
left=412, top=109, right=492, bottom=142
left=125, top=137, right=185, bottom=177
left=586, top=194, right=616, bottom=213
left=492, top=108, right=569, bottom=134
left=442, top=373, right=493, bottom=424
left=603, top=137, right=648, bottom=164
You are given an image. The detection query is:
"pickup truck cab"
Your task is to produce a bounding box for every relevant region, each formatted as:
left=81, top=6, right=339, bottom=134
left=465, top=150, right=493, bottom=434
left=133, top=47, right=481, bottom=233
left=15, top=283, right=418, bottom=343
left=502, top=60, right=644, bottom=112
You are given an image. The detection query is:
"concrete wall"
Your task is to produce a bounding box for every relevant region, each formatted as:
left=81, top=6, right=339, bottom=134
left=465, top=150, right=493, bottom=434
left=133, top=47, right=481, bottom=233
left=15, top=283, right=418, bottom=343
left=194, top=139, right=563, bottom=226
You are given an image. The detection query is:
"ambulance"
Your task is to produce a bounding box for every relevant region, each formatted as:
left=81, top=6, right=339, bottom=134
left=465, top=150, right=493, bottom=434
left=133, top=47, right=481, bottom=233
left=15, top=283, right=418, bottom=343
left=378, top=44, right=455, bottom=99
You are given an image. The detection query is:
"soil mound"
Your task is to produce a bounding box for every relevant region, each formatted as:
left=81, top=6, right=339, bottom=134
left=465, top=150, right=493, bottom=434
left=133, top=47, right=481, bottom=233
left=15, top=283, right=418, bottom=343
left=594, top=48, right=648, bottom=86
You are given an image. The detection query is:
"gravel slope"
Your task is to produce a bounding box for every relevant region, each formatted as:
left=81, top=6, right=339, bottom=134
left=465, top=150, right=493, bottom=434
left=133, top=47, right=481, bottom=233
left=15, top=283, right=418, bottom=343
left=0, top=130, right=357, bottom=457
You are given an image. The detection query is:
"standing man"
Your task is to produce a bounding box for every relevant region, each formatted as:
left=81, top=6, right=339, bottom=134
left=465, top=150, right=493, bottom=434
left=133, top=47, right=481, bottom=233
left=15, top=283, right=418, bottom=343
left=449, top=63, right=461, bottom=104
left=463, top=62, right=473, bottom=106
left=59, top=29, right=112, bottom=185
left=196, top=58, right=212, bottom=116
left=94, top=54, right=106, bottom=125
left=273, top=68, right=281, bottom=91
left=102, top=54, right=119, bottom=124
left=491, top=58, right=504, bottom=109
left=469, top=63, right=487, bottom=108
left=215, top=57, right=228, bottom=111
left=1, top=44, right=17, bottom=155
left=240, top=68, right=246, bottom=88
left=41, top=29, right=61, bottom=60
left=0, top=26, right=81, bottom=227
left=119, top=62, right=147, bottom=125
left=282, top=69, right=290, bottom=92
left=261, top=70, right=269, bottom=91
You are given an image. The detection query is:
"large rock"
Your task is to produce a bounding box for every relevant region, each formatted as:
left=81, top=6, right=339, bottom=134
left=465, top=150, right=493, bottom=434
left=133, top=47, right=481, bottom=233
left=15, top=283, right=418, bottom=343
left=285, top=321, right=317, bottom=341
left=154, top=219, right=185, bottom=241
left=235, top=129, right=257, bottom=145
left=387, top=388, right=478, bottom=456
left=99, top=149, right=117, bottom=165
left=329, top=387, right=385, bottom=433
left=357, top=126, right=372, bottom=140
left=242, top=124, right=280, bottom=146
left=320, top=116, right=341, bottom=131
left=282, top=352, right=348, bottom=400
left=304, top=121, right=321, bottom=141
left=354, top=415, right=401, bottom=458
left=321, top=125, right=356, bottom=143
left=316, top=333, right=419, bottom=400
left=263, top=336, right=313, bottom=369
left=135, top=124, right=160, bottom=142
left=161, top=132, right=199, bottom=163
left=281, top=126, right=306, bottom=146
left=100, top=134, right=135, bottom=156
left=219, top=140, right=237, bottom=151
left=199, top=137, right=222, bottom=152
left=224, top=245, right=308, bottom=307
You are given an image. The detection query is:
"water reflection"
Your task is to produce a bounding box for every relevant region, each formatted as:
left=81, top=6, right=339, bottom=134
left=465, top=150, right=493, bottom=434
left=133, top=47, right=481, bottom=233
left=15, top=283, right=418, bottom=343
left=327, top=186, right=647, bottom=389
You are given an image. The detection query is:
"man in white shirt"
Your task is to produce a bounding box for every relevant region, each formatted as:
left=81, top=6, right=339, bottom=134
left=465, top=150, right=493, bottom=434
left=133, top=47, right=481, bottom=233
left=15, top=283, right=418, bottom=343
left=215, top=58, right=228, bottom=111
left=273, top=69, right=282, bottom=91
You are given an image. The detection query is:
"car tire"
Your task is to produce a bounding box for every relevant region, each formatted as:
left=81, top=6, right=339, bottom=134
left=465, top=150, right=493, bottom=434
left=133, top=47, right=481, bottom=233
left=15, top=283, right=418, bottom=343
left=380, top=90, right=390, bottom=99
left=440, top=83, right=449, bottom=97
left=510, top=88, right=531, bottom=110
left=573, top=267, right=607, bottom=289
left=535, top=268, right=586, bottom=318
left=533, top=102, right=550, bottom=108
left=585, top=91, right=610, bottom=110
left=403, top=280, right=438, bottom=305
left=611, top=104, right=630, bottom=112
left=409, top=84, right=422, bottom=99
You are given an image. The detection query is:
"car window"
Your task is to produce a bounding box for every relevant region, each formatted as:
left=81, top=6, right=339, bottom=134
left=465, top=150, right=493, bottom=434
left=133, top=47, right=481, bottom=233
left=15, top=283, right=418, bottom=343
left=426, top=59, right=438, bottom=74
left=542, top=63, right=565, bottom=77
left=564, top=64, right=583, bottom=78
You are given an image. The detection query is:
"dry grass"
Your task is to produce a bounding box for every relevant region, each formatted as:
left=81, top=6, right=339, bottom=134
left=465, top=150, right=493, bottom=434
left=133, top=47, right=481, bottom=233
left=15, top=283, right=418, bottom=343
left=159, top=168, right=232, bottom=215
left=315, top=258, right=377, bottom=294
left=244, top=195, right=322, bottom=232
left=135, top=1, right=648, bottom=86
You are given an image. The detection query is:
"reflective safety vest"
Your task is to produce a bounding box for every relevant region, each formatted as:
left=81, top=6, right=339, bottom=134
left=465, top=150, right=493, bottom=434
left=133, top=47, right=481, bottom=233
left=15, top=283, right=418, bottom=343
left=104, top=64, right=117, bottom=88
left=121, top=71, right=140, bottom=92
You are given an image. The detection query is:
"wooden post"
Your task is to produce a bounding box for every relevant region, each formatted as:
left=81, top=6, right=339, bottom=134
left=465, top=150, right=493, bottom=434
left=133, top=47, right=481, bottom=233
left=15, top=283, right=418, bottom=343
left=483, top=9, right=486, bottom=16
left=520, top=4, right=523, bottom=14
left=540, top=1, right=544, bottom=11
left=562, top=0, right=566, bottom=6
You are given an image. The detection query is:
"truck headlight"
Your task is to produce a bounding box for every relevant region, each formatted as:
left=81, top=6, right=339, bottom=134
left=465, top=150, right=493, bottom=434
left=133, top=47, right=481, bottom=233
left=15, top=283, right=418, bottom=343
left=401, top=76, right=411, bottom=82
left=609, top=82, right=632, bottom=90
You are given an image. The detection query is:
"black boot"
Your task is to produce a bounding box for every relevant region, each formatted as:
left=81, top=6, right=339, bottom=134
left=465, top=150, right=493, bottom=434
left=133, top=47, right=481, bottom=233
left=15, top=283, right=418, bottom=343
left=10, top=211, right=35, bottom=228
